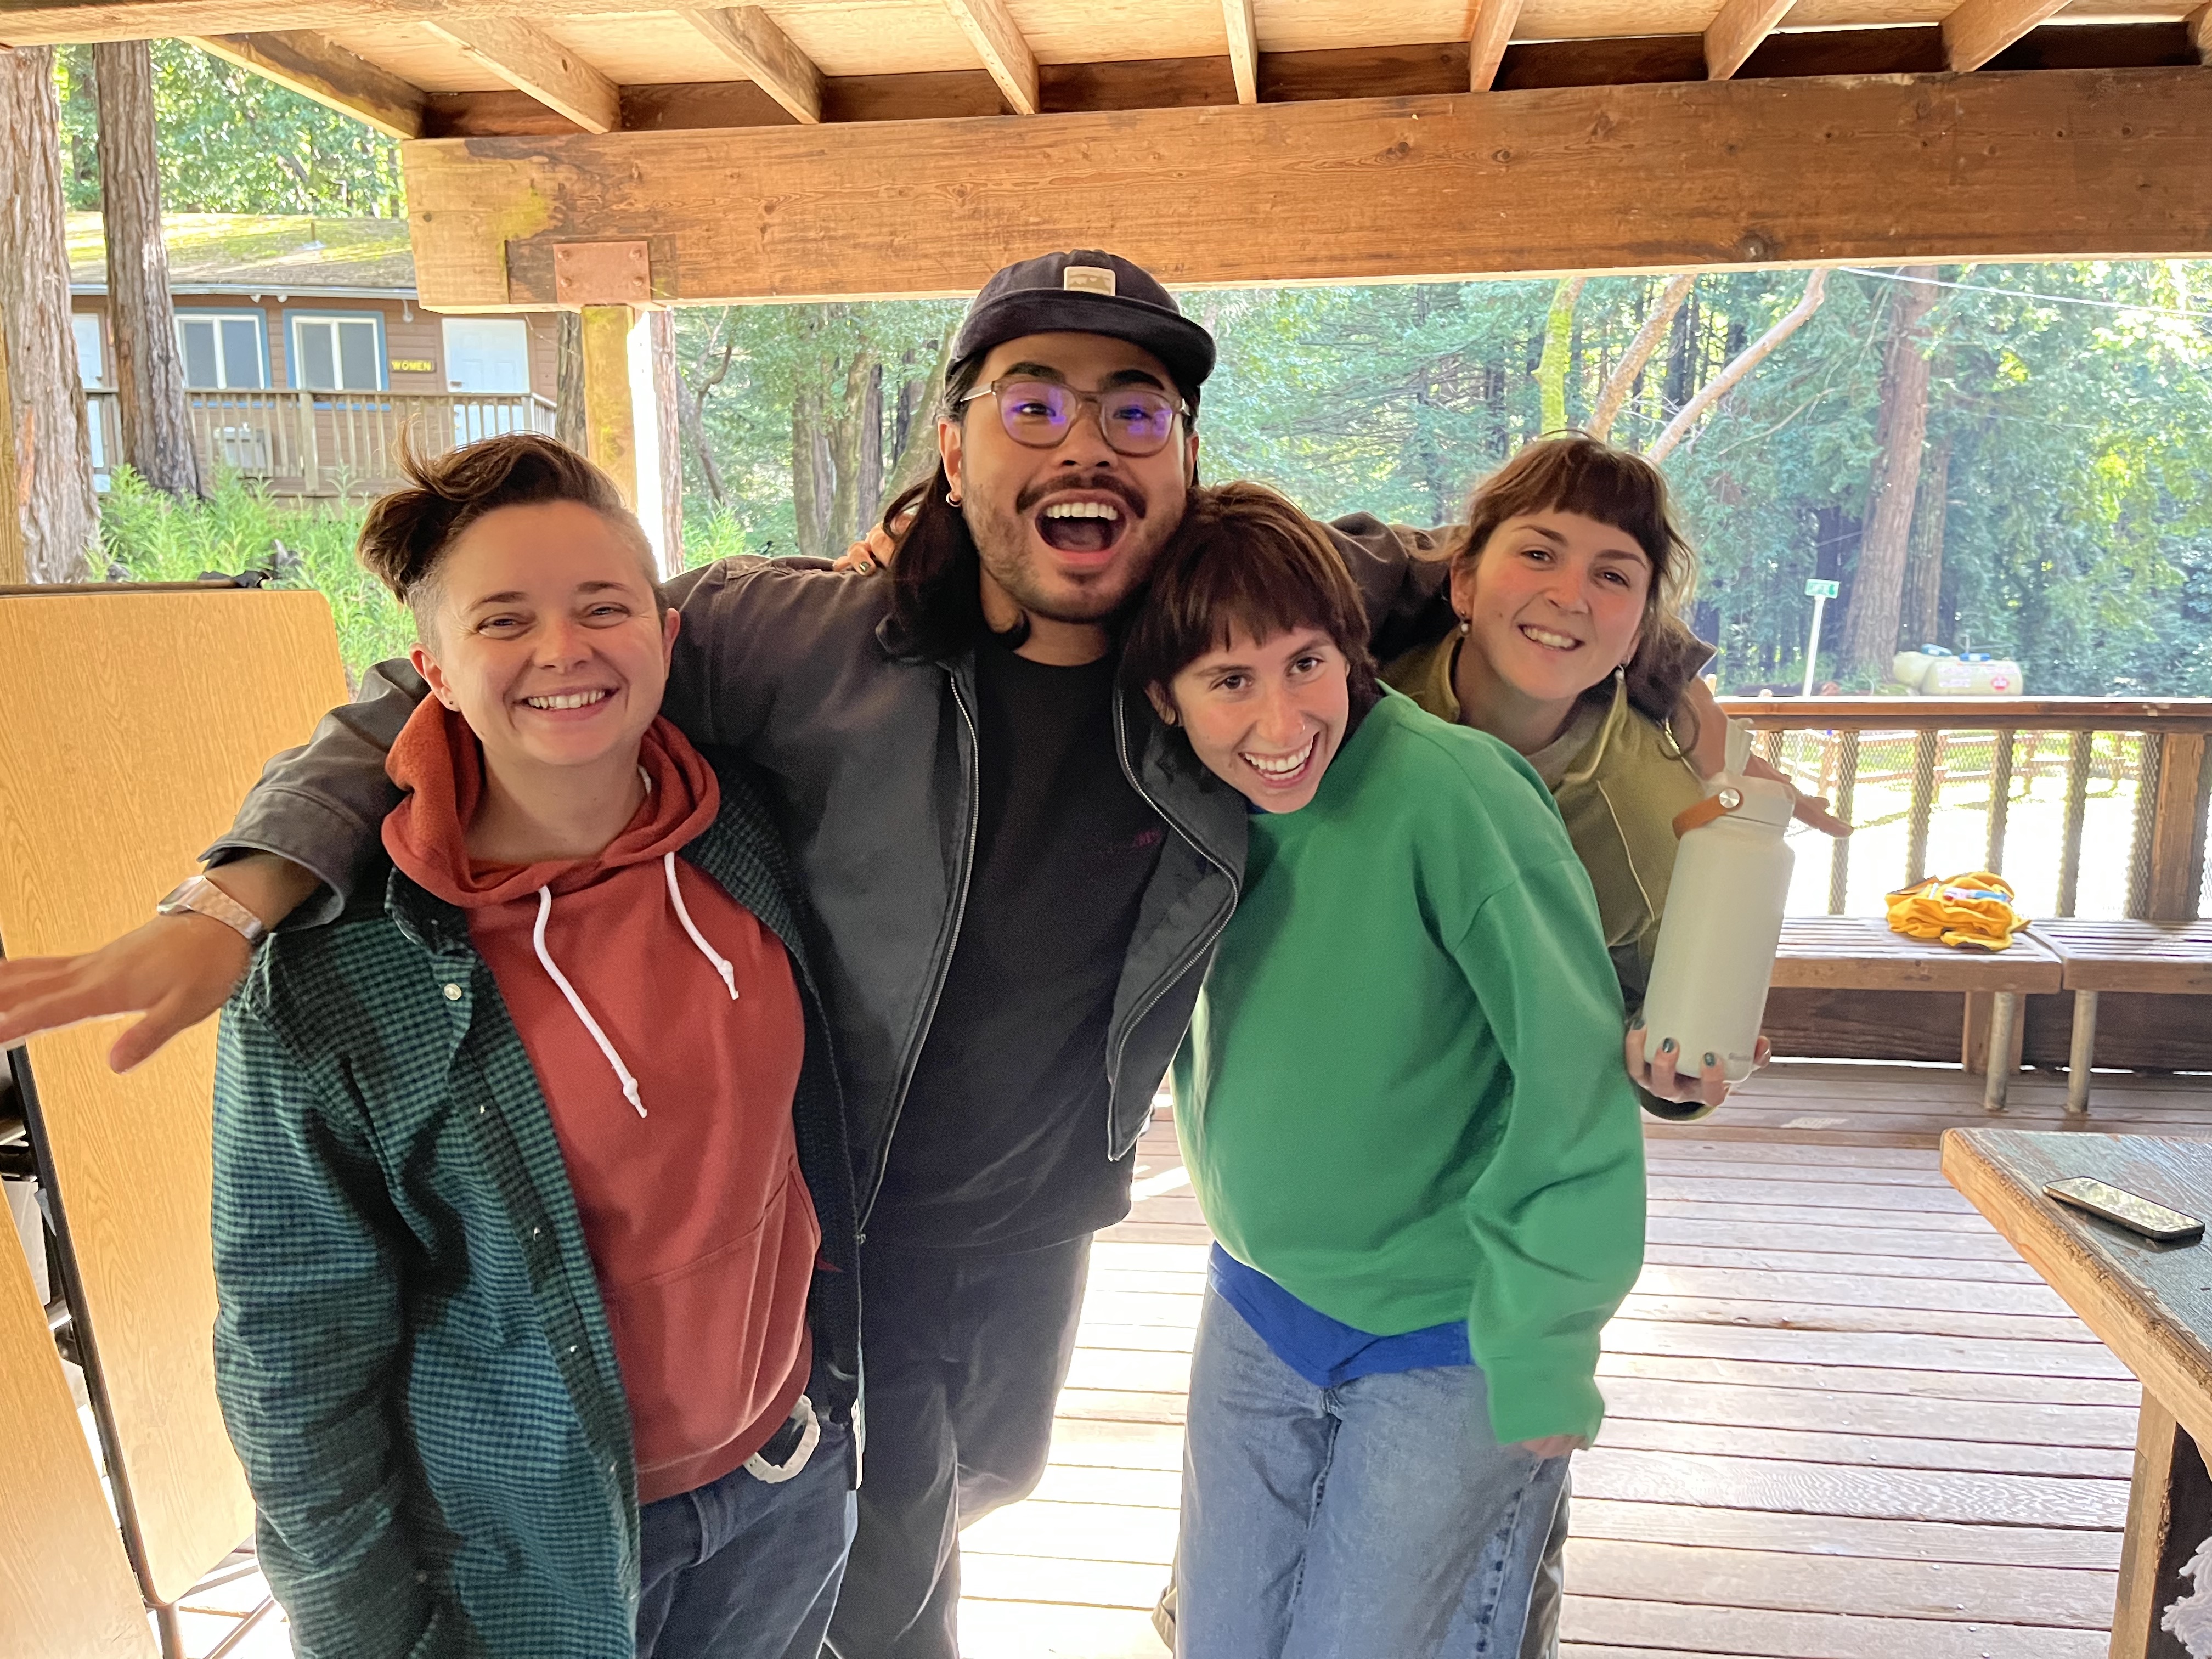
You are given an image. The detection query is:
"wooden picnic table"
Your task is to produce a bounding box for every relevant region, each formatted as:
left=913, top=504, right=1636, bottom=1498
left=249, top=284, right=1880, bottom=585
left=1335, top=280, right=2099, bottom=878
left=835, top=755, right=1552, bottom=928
left=1944, top=1128, right=2212, bottom=1659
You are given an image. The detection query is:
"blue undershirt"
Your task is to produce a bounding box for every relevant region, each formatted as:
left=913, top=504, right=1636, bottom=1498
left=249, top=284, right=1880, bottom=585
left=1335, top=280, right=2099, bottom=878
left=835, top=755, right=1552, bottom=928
left=1208, top=1245, right=1471, bottom=1389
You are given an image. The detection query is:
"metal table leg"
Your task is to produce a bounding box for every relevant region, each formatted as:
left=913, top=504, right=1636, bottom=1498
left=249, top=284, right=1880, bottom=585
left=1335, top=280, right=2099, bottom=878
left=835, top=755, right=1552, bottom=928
left=1982, top=991, right=2019, bottom=1113
left=2066, top=989, right=2099, bottom=1116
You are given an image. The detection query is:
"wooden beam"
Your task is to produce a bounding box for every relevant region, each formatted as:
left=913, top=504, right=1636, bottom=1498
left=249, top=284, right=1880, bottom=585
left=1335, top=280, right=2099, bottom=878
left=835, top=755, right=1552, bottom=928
left=1941, top=0, right=2070, bottom=71
left=419, top=15, right=619, bottom=134
left=185, top=29, right=424, bottom=139
left=676, top=8, right=821, bottom=125
left=1, top=0, right=668, bottom=38
left=1468, top=0, right=1522, bottom=91
left=941, top=0, right=1037, bottom=115
left=1704, top=0, right=1796, bottom=80
left=1222, top=0, right=1257, bottom=105
left=579, top=303, right=636, bottom=504
left=2188, top=3, right=2212, bottom=64
left=397, top=67, right=2212, bottom=312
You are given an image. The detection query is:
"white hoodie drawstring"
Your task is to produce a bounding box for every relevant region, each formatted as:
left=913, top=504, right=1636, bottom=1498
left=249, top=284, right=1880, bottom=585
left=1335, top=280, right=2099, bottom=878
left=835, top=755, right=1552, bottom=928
left=528, top=854, right=743, bottom=1120
left=664, top=852, right=740, bottom=1000
left=532, top=886, right=647, bottom=1118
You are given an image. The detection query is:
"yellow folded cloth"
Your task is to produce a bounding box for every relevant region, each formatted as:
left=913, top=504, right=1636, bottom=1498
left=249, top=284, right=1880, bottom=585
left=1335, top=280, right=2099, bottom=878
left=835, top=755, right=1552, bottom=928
left=1885, top=871, right=2027, bottom=952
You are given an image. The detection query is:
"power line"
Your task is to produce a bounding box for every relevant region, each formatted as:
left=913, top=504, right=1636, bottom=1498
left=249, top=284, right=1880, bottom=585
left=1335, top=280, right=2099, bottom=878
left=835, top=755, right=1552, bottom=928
left=1839, top=266, right=2212, bottom=325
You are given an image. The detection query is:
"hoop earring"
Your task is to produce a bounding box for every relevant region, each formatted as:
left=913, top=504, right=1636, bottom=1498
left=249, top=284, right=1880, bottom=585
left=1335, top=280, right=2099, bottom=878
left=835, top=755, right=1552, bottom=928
left=946, top=487, right=963, bottom=506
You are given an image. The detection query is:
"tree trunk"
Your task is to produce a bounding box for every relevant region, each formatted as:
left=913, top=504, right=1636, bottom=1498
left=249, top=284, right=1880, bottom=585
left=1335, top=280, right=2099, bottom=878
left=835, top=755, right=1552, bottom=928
left=884, top=338, right=950, bottom=504
left=555, top=312, right=587, bottom=452
left=1646, top=269, right=1829, bottom=464
left=826, top=353, right=882, bottom=546
left=1900, top=434, right=1950, bottom=652
left=0, top=46, right=99, bottom=583
left=94, top=40, right=201, bottom=499
left=648, top=308, right=684, bottom=567
left=1534, top=275, right=1586, bottom=433
left=1841, top=270, right=1939, bottom=676
left=789, top=378, right=831, bottom=561
left=1589, top=274, right=1694, bottom=442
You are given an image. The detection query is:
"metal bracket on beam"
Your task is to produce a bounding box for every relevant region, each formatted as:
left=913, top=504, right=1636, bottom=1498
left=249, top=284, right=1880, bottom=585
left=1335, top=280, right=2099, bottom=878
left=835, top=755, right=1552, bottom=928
left=552, top=241, right=654, bottom=307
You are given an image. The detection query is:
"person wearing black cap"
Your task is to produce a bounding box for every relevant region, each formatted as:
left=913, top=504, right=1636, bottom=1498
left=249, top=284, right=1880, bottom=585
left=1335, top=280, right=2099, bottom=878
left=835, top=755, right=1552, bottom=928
left=0, top=249, right=1442, bottom=1659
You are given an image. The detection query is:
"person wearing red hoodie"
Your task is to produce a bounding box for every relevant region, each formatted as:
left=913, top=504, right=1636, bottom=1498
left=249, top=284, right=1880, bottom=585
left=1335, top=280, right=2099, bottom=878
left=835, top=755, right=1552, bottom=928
left=207, top=434, right=861, bottom=1659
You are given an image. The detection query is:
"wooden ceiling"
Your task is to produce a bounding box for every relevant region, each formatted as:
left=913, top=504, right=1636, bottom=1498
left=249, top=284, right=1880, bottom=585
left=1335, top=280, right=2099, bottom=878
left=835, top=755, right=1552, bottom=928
left=5, top=1, right=2208, bottom=141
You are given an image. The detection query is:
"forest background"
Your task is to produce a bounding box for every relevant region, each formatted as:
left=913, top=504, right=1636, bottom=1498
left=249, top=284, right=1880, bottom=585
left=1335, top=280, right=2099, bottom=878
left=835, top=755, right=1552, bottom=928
left=59, top=42, right=2212, bottom=696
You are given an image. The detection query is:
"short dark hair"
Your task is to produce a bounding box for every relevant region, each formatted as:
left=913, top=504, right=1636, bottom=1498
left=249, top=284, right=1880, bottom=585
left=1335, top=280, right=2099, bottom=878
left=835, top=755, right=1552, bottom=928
left=1121, top=482, right=1378, bottom=710
left=1455, top=432, right=1706, bottom=731
left=356, top=432, right=656, bottom=637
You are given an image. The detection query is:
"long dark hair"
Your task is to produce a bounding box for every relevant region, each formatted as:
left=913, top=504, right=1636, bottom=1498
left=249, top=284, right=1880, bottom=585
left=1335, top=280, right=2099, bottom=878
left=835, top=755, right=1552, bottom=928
left=881, top=356, right=1035, bottom=659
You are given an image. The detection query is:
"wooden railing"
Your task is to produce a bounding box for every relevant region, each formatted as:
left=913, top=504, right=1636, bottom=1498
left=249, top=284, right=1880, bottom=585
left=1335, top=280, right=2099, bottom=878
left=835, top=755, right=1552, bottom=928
left=84, top=388, right=558, bottom=498
left=1718, top=697, right=2212, bottom=923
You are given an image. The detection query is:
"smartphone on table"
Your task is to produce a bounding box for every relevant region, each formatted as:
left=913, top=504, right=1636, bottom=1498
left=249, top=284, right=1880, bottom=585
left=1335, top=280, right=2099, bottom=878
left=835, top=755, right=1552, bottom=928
left=2043, top=1177, right=2205, bottom=1244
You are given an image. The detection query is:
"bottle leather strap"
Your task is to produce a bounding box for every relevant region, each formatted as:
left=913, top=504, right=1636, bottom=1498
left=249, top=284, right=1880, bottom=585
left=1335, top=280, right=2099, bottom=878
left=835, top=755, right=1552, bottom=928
left=1672, top=787, right=1744, bottom=839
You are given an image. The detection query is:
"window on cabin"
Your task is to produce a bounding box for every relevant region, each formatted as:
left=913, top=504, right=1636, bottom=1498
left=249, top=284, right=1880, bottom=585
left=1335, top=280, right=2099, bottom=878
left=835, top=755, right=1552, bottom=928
left=176, top=313, right=269, bottom=389
left=291, top=315, right=383, bottom=393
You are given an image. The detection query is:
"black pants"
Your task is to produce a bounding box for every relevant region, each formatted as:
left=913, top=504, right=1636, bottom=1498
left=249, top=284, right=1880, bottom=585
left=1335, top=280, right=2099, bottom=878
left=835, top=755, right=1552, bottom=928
left=823, top=1234, right=1092, bottom=1659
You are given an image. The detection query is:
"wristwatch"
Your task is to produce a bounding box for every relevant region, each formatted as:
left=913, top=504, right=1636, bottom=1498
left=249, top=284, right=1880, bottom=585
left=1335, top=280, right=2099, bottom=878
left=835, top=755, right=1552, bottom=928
left=156, top=875, right=269, bottom=946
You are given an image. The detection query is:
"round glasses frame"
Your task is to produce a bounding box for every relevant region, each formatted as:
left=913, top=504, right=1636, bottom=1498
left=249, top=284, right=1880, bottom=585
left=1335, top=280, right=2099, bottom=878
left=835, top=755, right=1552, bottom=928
left=959, top=376, right=1190, bottom=458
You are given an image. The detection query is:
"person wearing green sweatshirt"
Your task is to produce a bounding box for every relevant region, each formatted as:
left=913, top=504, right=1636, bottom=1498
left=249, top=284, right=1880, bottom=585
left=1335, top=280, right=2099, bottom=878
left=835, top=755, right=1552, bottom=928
left=1122, top=483, right=1646, bottom=1659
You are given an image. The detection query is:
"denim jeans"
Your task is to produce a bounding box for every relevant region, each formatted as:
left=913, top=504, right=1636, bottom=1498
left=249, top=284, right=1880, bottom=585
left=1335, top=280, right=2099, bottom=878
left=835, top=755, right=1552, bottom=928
left=636, top=1406, right=856, bottom=1659
left=1177, top=1287, right=1568, bottom=1659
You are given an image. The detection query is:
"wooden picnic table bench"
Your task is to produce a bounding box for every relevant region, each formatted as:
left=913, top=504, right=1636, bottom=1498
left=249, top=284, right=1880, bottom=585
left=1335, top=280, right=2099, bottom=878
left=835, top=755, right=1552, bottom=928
left=1944, top=1129, right=2212, bottom=1659
left=1771, top=917, right=2064, bottom=1111
left=2029, top=921, right=2212, bottom=1115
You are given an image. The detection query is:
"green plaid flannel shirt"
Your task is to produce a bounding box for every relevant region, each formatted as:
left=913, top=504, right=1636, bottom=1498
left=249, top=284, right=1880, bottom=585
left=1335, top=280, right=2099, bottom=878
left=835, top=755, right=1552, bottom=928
left=211, top=757, right=857, bottom=1659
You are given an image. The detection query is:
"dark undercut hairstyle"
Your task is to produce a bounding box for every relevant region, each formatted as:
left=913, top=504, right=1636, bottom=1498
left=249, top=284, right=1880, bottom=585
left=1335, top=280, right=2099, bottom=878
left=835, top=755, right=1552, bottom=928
left=1453, top=432, right=1708, bottom=731
left=1120, top=481, right=1379, bottom=715
left=355, top=431, right=659, bottom=640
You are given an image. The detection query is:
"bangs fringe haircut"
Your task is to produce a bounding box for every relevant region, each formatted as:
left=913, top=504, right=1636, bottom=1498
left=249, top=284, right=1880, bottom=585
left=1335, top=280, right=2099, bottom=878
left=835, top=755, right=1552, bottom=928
left=1121, top=481, right=1378, bottom=710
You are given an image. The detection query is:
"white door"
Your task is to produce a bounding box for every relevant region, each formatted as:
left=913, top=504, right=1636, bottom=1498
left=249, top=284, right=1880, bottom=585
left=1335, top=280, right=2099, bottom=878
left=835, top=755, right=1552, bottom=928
left=72, top=315, right=108, bottom=476
left=443, top=318, right=532, bottom=442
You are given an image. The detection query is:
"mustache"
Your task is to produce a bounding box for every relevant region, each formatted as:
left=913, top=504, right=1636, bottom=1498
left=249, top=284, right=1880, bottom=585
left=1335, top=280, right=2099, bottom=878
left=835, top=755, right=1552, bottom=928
left=1013, top=473, right=1148, bottom=521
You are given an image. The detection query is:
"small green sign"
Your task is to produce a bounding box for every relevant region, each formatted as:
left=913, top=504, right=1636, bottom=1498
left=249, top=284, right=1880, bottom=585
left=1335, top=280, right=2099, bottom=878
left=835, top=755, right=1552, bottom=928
left=1805, top=578, right=1840, bottom=599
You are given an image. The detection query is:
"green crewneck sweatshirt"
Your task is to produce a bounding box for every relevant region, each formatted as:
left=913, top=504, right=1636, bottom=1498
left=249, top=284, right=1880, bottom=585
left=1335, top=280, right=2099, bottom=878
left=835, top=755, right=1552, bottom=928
left=1173, top=691, right=1646, bottom=1444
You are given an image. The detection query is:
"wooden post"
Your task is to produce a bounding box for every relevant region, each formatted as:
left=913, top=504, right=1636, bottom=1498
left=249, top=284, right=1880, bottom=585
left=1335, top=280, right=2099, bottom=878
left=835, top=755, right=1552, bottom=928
left=2145, top=731, right=2210, bottom=922
left=93, top=40, right=201, bottom=499
left=0, top=303, right=23, bottom=586
left=646, top=308, right=684, bottom=575
left=580, top=303, right=638, bottom=505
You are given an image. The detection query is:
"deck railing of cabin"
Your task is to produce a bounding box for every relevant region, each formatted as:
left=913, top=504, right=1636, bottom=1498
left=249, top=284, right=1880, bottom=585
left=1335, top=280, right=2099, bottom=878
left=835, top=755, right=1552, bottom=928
left=84, top=388, right=559, bottom=496
left=1716, top=697, right=2212, bottom=924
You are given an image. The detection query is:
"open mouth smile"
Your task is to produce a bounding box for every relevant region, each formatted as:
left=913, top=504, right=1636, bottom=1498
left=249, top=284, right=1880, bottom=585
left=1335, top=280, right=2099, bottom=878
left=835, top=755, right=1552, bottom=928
left=1239, top=732, right=1319, bottom=790
left=519, top=688, right=615, bottom=718
left=1032, top=492, right=1136, bottom=558
left=1519, top=624, right=1584, bottom=652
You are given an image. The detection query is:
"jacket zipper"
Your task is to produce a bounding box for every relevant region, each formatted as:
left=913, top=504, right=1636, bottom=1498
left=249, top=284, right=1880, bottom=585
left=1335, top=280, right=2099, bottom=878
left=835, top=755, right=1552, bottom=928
left=858, top=666, right=983, bottom=1226
left=1103, top=695, right=1239, bottom=1141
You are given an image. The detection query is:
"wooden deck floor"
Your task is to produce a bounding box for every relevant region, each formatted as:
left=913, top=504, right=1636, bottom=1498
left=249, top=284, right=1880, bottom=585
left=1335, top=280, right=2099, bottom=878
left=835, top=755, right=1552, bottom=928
left=956, top=1060, right=2212, bottom=1658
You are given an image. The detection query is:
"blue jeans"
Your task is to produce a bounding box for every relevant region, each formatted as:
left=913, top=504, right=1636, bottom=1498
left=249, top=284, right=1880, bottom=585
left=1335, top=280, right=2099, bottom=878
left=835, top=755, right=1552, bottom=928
left=1177, top=1288, right=1567, bottom=1659
left=636, top=1406, right=857, bottom=1659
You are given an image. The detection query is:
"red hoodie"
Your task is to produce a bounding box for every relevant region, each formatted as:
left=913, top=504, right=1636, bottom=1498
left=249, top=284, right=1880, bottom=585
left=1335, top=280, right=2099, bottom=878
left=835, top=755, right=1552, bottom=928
left=383, top=701, right=817, bottom=1504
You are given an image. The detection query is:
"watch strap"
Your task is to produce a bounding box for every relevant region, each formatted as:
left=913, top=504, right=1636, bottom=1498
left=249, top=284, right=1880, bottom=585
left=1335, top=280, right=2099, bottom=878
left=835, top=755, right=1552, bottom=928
left=157, top=876, right=268, bottom=945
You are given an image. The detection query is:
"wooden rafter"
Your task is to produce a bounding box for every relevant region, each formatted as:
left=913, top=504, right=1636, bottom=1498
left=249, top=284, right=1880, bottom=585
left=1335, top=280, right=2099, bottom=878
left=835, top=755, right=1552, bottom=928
left=399, top=67, right=2212, bottom=312
left=678, top=8, right=821, bottom=125
left=1703, top=0, right=1796, bottom=80
left=2, top=0, right=659, bottom=37
left=2186, top=3, right=2211, bottom=63
left=420, top=15, right=619, bottom=134
left=1223, top=0, right=1259, bottom=105
left=1468, top=0, right=1523, bottom=91
left=941, top=0, right=1039, bottom=115
left=1940, top=0, right=2070, bottom=71
left=186, top=29, right=424, bottom=139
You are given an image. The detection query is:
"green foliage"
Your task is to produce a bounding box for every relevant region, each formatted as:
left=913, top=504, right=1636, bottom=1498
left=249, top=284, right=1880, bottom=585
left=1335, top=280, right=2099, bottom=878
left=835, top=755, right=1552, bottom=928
left=99, top=469, right=407, bottom=678
left=54, top=42, right=404, bottom=218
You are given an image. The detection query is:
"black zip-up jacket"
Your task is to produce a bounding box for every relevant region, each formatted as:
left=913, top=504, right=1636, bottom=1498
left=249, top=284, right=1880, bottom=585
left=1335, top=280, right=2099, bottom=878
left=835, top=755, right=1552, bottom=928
left=210, top=521, right=1446, bottom=1222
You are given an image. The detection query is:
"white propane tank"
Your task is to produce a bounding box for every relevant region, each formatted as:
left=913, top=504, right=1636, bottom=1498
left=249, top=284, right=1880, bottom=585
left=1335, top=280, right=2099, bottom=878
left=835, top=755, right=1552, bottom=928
left=1637, top=719, right=1796, bottom=1082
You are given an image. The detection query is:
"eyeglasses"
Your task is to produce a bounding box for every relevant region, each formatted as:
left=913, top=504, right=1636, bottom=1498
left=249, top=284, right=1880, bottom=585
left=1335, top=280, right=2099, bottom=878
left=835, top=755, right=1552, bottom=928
left=960, top=376, right=1189, bottom=458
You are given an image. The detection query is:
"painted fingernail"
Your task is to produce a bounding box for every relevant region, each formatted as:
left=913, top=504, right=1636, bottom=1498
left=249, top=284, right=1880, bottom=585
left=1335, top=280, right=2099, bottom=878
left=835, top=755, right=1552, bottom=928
left=1659, top=1038, right=1677, bottom=1055
left=1629, top=1017, right=1645, bottom=1032
left=1703, top=1052, right=1718, bottom=1069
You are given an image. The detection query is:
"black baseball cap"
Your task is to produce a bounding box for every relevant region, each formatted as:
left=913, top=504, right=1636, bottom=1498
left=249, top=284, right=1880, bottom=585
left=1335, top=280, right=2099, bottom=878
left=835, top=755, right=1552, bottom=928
left=952, top=250, right=1216, bottom=408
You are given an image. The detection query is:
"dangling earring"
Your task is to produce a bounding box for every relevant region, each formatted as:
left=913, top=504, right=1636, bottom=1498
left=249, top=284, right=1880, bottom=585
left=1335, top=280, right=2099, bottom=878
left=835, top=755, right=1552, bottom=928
left=1456, top=613, right=1470, bottom=636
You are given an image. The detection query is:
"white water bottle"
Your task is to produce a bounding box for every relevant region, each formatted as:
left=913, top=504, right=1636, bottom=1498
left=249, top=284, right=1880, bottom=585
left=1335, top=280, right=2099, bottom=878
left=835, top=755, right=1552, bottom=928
left=1638, top=719, right=1795, bottom=1082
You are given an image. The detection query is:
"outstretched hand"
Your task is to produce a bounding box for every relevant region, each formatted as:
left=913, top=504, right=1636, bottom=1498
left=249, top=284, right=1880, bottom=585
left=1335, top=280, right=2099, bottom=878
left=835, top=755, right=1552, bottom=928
left=1625, top=1023, right=1773, bottom=1112
left=0, top=913, right=253, bottom=1073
